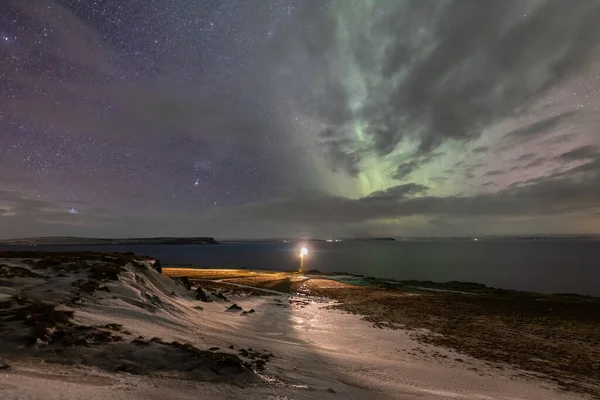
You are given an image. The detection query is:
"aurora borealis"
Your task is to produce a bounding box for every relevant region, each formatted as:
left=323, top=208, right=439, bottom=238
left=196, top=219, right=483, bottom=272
left=2, top=0, right=600, bottom=238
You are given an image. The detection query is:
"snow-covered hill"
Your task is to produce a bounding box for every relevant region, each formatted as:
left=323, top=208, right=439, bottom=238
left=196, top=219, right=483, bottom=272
left=0, top=252, right=586, bottom=399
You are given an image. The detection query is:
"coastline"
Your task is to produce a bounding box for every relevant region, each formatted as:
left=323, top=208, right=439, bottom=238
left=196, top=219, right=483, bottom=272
left=1, top=251, right=598, bottom=399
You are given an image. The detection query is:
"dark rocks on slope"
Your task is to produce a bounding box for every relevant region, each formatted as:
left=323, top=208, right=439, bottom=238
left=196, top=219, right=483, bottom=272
left=173, top=276, right=192, bottom=290
left=212, top=292, right=228, bottom=301
left=152, top=259, right=163, bottom=274
left=196, top=287, right=209, bottom=302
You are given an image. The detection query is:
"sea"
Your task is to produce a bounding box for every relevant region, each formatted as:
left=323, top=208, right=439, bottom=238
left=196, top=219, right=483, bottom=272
left=2, top=240, right=599, bottom=296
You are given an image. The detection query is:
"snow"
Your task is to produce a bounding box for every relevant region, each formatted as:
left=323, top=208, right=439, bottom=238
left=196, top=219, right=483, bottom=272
left=0, top=257, right=587, bottom=400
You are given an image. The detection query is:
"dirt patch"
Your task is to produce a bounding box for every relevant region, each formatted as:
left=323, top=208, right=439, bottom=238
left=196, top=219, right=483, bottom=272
left=0, top=296, right=121, bottom=348
left=90, top=337, right=258, bottom=382
left=0, top=264, right=44, bottom=279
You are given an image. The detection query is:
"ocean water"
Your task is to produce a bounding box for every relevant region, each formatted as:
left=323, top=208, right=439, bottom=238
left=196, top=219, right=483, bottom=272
left=3, top=240, right=599, bottom=296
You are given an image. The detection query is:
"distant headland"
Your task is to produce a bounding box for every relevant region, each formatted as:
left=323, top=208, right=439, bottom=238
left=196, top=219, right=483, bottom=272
left=0, top=237, right=219, bottom=246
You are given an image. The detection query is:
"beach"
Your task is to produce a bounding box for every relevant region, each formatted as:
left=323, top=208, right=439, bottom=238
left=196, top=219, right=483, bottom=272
left=1, top=252, right=598, bottom=399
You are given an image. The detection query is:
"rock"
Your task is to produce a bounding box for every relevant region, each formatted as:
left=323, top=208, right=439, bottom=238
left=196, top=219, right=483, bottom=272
left=209, top=347, right=220, bottom=351
left=241, top=309, right=255, bottom=315
left=0, top=360, right=9, bottom=370
left=173, top=276, right=192, bottom=290
left=229, top=345, right=235, bottom=349
left=212, top=292, right=228, bottom=301
left=326, top=388, right=336, bottom=393
left=152, top=259, right=162, bottom=273
left=227, top=304, right=242, bottom=311
left=195, top=287, right=209, bottom=302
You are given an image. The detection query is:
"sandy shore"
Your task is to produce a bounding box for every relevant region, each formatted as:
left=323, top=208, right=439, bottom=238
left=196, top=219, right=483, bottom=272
left=0, top=252, right=597, bottom=399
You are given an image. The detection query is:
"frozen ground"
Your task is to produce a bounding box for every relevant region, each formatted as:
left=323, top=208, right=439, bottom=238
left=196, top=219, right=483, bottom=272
left=0, top=255, right=588, bottom=400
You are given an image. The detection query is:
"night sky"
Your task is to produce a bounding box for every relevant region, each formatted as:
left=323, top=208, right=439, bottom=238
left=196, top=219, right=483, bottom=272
left=2, top=0, right=600, bottom=239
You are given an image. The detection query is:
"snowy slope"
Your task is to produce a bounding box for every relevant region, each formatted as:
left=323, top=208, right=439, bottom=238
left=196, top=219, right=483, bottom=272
left=0, top=254, right=587, bottom=400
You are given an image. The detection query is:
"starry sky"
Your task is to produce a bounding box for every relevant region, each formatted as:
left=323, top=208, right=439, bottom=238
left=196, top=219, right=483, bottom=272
left=2, top=0, right=600, bottom=239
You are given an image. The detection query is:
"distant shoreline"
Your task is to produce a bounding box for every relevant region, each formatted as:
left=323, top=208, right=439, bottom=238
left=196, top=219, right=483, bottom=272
left=0, top=237, right=219, bottom=246
left=3, top=234, right=600, bottom=245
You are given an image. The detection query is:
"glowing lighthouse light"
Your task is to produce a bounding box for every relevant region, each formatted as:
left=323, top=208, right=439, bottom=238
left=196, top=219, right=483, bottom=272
left=300, top=247, right=308, bottom=257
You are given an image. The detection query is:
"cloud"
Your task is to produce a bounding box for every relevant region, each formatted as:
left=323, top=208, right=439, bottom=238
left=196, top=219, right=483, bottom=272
left=523, top=158, right=547, bottom=169
left=557, top=145, right=600, bottom=161
left=367, top=183, right=429, bottom=199
left=542, top=133, right=578, bottom=146
left=0, top=190, right=81, bottom=221
left=484, top=170, right=503, bottom=177
left=288, top=1, right=600, bottom=175
left=473, top=146, right=489, bottom=153
left=510, top=155, right=547, bottom=171
left=392, top=161, right=420, bottom=180
left=503, top=111, right=576, bottom=143
left=515, top=153, right=537, bottom=162
left=210, top=154, right=600, bottom=226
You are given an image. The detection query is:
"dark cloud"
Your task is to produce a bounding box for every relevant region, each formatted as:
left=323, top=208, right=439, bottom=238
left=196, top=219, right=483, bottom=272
left=484, top=170, right=503, bottom=177
left=367, top=183, right=429, bottom=200
left=557, top=145, right=600, bottom=161
left=523, top=158, right=547, bottom=169
left=473, top=146, right=489, bottom=153
left=392, top=161, right=419, bottom=180
left=295, top=1, right=599, bottom=174
left=319, top=128, right=366, bottom=176
left=511, top=158, right=547, bottom=171
left=515, top=153, right=537, bottom=162
left=503, top=112, right=576, bottom=143
left=216, top=160, right=600, bottom=225
left=542, top=133, right=578, bottom=146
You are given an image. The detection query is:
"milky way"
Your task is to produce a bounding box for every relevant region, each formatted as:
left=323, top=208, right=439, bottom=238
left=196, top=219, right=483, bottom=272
left=1, top=0, right=600, bottom=238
